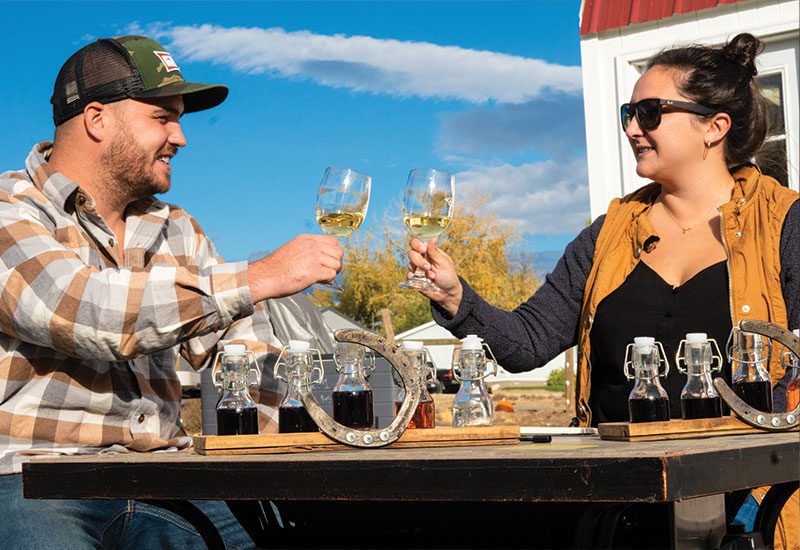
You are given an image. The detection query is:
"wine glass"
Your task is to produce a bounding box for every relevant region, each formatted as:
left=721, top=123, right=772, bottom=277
left=314, top=166, right=371, bottom=292
left=398, top=168, right=454, bottom=291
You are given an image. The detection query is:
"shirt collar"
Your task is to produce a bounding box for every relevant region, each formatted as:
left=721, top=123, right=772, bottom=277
left=26, top=141, right=79, bottom=210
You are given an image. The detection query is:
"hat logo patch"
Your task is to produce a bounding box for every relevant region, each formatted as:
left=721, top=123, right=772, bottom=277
left=154, top=51, right=180, bottom=72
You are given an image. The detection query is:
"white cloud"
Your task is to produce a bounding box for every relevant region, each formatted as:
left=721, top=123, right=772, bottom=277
left=456, top=158, right=589, bottom=236
left=141, top=23, right=581, bottom=103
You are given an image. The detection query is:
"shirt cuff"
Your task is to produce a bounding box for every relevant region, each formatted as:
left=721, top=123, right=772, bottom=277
left=208, top=260, right=255, bottom=327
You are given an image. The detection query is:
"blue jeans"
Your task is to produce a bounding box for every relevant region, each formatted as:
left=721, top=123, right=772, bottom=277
left=1, top=473, right=256, bottom=549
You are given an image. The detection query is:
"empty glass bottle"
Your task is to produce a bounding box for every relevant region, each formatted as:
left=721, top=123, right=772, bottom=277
left=782, top=329, right=800, bottom=411
left=727, top=327, right=773, bottom=412
left=274, top=340, right=324, bottom=433
left=332, top=342, right=374, bottom=429
left=212, top=344, right=260, bottom=435
left=395, top=340, right=436, bottom=429
left=675, top=333, right=723, bottom=419
left=624, top=337, right=670, bottom=423
left=451, top=335, right=498, bottom=427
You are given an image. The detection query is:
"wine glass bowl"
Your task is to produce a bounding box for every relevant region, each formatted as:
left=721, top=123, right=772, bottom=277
left=314, top=167, right=371, bottom=292
left=399, top=168, right=454, bottom=291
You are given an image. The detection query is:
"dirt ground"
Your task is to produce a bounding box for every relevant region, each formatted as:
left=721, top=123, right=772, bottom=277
left=433, top=386, right=574, bottom=427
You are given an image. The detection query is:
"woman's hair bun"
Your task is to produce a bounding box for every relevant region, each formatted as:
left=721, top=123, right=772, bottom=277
left=721, top=33, right=763, bottom=78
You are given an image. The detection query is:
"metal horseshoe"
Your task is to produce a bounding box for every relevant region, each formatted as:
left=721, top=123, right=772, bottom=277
left=713, top=320, right=800, bottom=431
left=300, top=329, right=421, bottom=448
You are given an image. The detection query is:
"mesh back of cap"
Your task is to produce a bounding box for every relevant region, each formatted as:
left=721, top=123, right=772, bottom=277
left=51, top=39, right=144, bottom=126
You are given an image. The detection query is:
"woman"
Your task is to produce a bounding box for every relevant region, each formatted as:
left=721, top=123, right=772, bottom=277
left=408, top=33, right=799, bottom=427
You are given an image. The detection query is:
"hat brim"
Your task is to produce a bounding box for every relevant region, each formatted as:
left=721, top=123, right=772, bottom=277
left=136, top=81, right=229, bottom=114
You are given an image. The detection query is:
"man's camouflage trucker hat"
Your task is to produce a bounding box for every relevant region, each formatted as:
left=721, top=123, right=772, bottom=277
left=51, top=35, right=228, bottom=125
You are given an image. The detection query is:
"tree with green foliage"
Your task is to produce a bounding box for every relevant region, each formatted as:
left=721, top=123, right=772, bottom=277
left=312, top=194, right=540, bottom=335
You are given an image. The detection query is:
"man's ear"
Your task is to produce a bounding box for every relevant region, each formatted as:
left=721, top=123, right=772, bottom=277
left=706, top=111, right=732, bottom=146
left=82, top=101, right=112, bottom=142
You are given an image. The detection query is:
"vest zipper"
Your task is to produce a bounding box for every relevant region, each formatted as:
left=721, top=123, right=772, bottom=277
left=719, top=208, right=736, bottom=330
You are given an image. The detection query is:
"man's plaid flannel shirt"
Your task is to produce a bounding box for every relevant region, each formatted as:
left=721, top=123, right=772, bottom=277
left=0, top=142, right=282, bottom=474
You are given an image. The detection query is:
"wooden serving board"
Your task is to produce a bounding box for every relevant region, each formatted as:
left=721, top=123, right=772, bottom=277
left=194, top=425, right=520, bottom=455
left=598, top=416, right=798, bottom=442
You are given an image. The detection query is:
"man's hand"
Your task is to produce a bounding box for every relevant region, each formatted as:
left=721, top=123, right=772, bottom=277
left=407, top=237, right=463, bottom=317
left=247, top=234, right=343, bottom=302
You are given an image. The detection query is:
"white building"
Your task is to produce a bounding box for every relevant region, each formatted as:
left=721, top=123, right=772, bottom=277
left=394, top=320, right=567, bottom=384
left=580, top=0, right=799, bottom=220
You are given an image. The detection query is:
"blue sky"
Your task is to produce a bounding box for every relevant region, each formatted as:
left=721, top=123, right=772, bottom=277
left=0, top=1, right=588, bottom=272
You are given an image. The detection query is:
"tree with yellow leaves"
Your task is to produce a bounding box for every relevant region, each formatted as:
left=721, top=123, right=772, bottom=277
left=312, top=194, right=540, bottom=335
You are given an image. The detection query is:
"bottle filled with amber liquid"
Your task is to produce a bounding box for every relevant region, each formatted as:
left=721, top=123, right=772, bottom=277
left=675, top=333, right=723, bottom=419
left=332, top=342, right=374, bottom=429
left=395, top=341, right=436, bottom=429
left=451, top=335, right=498, bottom=427
left=624, top=337, right=670, bottom=423
left=727, top=327, right=773, bottom=412
left=274, top=340, right=324, bottom=433
left=212, top=344, right=260, bottom=435
left=782, top=329, right=800, bottom=411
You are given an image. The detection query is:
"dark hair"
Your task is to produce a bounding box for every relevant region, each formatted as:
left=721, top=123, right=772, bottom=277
left=647, top=33, right=771, bottom=172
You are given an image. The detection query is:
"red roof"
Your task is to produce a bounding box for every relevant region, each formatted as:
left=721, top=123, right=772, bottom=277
left=580, top=0, right=750, bottom=36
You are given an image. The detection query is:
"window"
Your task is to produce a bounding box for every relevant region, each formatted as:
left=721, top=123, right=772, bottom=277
left=757, top=72, right=789, bottom=186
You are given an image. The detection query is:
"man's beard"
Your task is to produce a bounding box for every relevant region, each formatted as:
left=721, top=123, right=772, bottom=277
left=100, top=125, right=174, bottom=204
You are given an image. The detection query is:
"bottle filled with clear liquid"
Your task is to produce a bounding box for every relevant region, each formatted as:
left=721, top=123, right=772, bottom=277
left=451, top=335, right=498, bottom=427
left=675, top=333, right=723, bottom=419
left=782, top=329, right=800, bottom=411
left=624, top=337, right=670, bottom=423
left=212, top=344, right=260, bottom=435
left=274, top=340, right=324, bottom=433
left=727, top=327, right=773, bottom=412
left=395, top=341, right=436, bottom=429
left=332, top=342, right=375, bottom=429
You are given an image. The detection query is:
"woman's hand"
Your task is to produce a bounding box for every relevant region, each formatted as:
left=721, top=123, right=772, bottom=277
left=407, top=237, right=463, bottom=317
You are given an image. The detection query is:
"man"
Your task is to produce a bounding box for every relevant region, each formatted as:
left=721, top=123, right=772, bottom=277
left=0, top=35, right=342, bottom=548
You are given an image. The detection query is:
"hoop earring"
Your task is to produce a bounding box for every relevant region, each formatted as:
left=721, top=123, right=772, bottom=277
left=703, top=139, right=711, bottom=160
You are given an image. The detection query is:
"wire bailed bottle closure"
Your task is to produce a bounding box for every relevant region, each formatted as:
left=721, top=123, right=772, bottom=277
left=451, top=335, right=498, bottom=427
left=332, top=342, right=375, bottom=429
left=624, top=337, right=670, bottom=423
left=675, top=333, right=723, bottom=419
left=212, top=344, right=260, bottom=435
left=274, top=340, right=325, bottom=433
left=727, top=326, right=773, bottom=412
left=782, top=329, right=800, bottom=411
left=396, top=341, right=436, bottom=429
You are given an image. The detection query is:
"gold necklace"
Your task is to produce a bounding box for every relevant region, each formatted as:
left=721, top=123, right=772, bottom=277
left=661, top=189, right=728, bottom=234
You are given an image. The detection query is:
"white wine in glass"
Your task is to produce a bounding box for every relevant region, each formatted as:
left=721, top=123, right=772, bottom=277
left=399, top=168, right=454, bottom=292
left=314, top=166, right=371, bottom=292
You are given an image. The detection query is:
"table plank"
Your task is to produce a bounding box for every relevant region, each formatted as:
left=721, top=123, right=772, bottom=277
left=22, top=433, right=799, bottom=503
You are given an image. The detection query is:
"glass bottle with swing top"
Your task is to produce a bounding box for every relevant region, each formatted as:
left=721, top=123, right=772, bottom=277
left=783, top=329, right=800, bottom=411
left=451, top=334, right=498, bottom=427
left=624, top=336, right=670, bottom=423
left=274, top=340, right=324, bottom=433
left=332, top=342, right=375, bottom=429
left=395, top=340, right=436, bottom=429
left=727, top=327, right=773, bottom=412
left=212, top=344, right=260, bottom=435
left=675, top=333, right=723, bottom=419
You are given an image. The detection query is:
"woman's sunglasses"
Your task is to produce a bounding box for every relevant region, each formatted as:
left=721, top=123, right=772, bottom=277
left=620, top=98, right=716, bottom=131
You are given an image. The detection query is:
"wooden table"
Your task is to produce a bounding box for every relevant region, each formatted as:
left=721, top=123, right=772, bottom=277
left=22, top=432, right=800, bottom=548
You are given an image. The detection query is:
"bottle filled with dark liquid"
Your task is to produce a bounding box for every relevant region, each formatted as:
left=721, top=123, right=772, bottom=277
left=782, top=329, right=800, bottom=412
left=212, top=344, right=261, bottom=435
left=676, top=333, right=724, bottom=420
left=332, top=342, right=374, bottom=429
left=395, top=341, right=436, bottom=429
left=274, top=340, right=324, bottom=434
left=624, top=337, right=671, bottom=423
left=728, top=327, right=773, bottom=413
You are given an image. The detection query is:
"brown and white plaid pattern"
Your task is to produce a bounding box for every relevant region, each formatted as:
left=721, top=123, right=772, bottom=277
left=0, top=142, right=282, bottom=474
